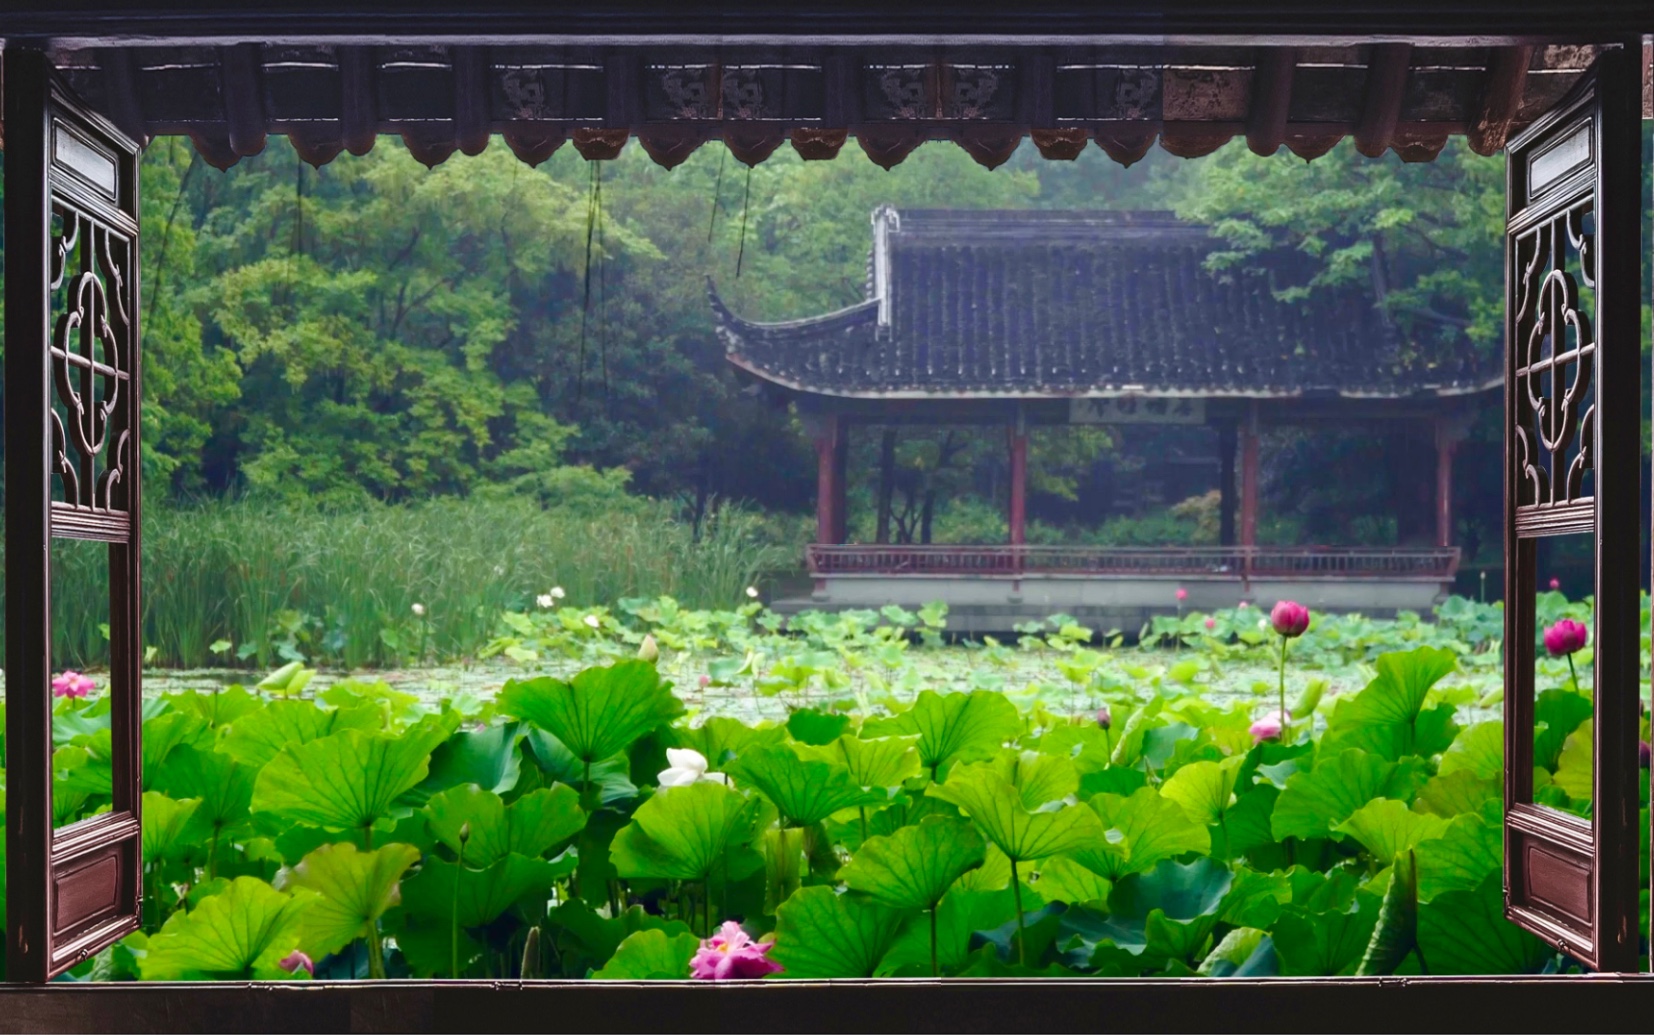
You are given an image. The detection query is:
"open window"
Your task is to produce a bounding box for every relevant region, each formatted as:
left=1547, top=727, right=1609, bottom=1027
left=4, top=50, right=146, bottom=981
left=1500, top=47, right=1642, bottom=972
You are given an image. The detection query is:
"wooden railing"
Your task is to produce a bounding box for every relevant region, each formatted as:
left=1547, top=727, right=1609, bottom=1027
left=806, top=544, right=1461, bottom=580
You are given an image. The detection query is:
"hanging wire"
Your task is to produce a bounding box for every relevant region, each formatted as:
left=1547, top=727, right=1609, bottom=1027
left=707, top=145, right=727, bottom=244
left=735, top=163, right=753, bottom=278
left=577, top=160, right=602, bottom=403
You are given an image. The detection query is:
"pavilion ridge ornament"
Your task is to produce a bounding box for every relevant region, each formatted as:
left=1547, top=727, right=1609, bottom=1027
left=49, top=204, right=135, bottom=515
left=1512, top=200, right=1595, bottom=510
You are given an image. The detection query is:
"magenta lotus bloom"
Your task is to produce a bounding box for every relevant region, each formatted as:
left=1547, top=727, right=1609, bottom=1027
left=1204, top=617, right=1216, bottom=630
left=1543, top=619, right=1588, bottom=657
left=1175, top=587, right=1188, bottom=602
left=1269, top=601, right=1310, bottom=638
left=1549, top=577, right=1561, bottom=591
left=1095, top=705, right=1111, bottom=730
left=278, top=950, right=314, bottom=977
left=1249, top=711, right=1286, bottom=743
left=689, top=921, right=783, bottom=980
left=51, top=670, right=95, bottom=699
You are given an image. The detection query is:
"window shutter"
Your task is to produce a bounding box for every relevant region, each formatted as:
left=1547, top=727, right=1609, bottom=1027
left=1500, top=47, right=1641, bottom=972
left=4, top=49, right=146, bottom=981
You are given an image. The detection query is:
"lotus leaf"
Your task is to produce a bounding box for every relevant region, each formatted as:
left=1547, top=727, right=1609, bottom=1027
left=729, top=743, right=887, bottom=827
left=1414, top=804, right=1503, bottom=903
left=280, top=842, right=420, bottom=957
left=1159, top=756, right=1244, bottom=828
left=1271, top=749, right=1409, bottom=842
left=882, top=690, right=1021, bottom=778
left=424, top=784, right=586, bottom=866
left=218, top=699, right=382, bottom=769
left=400, top=852, right=570, bottom=928
left=770, top=886, right=910, bottom=978
left=252, top=713, right=458, bottom=835
left=802, top=734, right=921, bottom=789
left=609, top=781, right=765, bottom=882
left=498, top=661, right=684, bottom=769
left=1319, top=647, right=1459, bottom=760
left=1416, top=872, right=1549, bottom=974
left=839, top=817, right=986, bottom=910
left=404, top=721, right=524, bottom=804
left=141, top=876, right=312, bottom=979
left=927, top=762, right=1104, bottom=864
left=593, top=929, right=700, bottom=979
left=141, top=791, right=201, bottom=862
left=1074, top=788, right=1210, bottom=879
left=1333, top=799, right=1449, bottom=862
left=1437, top=719, right=1505, bottom=781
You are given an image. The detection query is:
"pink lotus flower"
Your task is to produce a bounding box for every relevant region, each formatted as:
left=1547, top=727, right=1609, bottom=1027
left=278, top=950, right=314, bottom=977
left=1175, top=588, right=1188, bottom=602
left=51, top=671, right=95, bottom=699
left=1543, top=619, right=1588, bottom=657
left=1249, top=711, right=1286, bottom=743
left=1549, top=577, right=1561, bottom=591
left=1095, top=705, right=1111, bottom=730
left=1237, top=601, right=1248, bottom=610
left=1204, top=617, right=1216, bottom=630
left=1270, top=601, right=1310, bottom=638
left=699, top=674, right=711, bottom=688
left=689, top=921, right=783, bottom=980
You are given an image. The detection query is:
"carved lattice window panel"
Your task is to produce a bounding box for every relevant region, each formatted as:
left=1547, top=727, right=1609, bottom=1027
left=1500, top=49, right=1641, bottom=974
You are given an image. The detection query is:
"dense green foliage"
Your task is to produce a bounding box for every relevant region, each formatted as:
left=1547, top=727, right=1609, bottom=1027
left=10, top=593, right=1634, bottom=982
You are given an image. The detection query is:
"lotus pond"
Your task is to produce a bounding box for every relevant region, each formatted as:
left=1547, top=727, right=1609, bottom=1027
left=7, top=592, right=1644, bottom=981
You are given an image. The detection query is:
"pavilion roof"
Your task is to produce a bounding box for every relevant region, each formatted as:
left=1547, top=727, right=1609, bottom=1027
left=710, top=208, right=1502, bottom=401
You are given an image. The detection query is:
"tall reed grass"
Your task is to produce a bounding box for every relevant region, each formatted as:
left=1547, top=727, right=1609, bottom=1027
left=24, top=497, right=789, bottom=670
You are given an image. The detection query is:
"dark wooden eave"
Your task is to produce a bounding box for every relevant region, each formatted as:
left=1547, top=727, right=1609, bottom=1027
left=27, top=39, right=1604, bottom=170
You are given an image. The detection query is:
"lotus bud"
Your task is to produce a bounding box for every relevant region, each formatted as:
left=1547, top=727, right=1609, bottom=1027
left=1095, top=705, right=1111, bottom=730
left=699, top=674, right=711, bottom=688
left=1175, top=588, right=1188, bottom=602
left=278, top=950, right=315, bottom=977
left=745, top=586, right=760, bottom=599
left=1542, top=619, right=1588, bottom=657
left=1204, top=617, right=1216, bottom=630
left=411, top=602, right=427, bottom=617
left=1549, top=577, right=1561, bottom=591
left=639, top=634, right=660, bottom=663
left=1249, top=711, right=1285, bottom=743
left=458, top=822, right=471, bottom=844
left=583, top=614, right=601, bottom=630
left=1269, top=600, right=1310, bottom=638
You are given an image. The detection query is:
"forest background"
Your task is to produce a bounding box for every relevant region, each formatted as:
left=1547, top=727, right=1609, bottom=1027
left=1, top=129, right=1650, bottom=636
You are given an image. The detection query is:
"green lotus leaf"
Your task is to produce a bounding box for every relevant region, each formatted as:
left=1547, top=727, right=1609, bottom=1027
left=885, top=690, right=1021, bottom=779
left=524, top=730, right=637, bottom=806
left=152, top=744, right=259, bottom=852
left=1414, top=805, right=1503, bottom=903
left=1217, top=866, right=1292, bottom=929
left=786, top=708, right=851, bottom=746
left=141, top=791, right=201, bottom=862
left=953, top=842, right=1013, bottom=891
left=142, top=710, right=213, bottom=782
left=1415, top=768, right=1501, bottom=818
left=218, top=699, right=383, bottom=769
left=1333, top=799, right=1449, bottom=862
left=279, top=842, right=421, bottom=958
left=1033, top=855, right=1113, bottom=906
left=927, top=762, right=1105, bottom=864
left=498, top=661, right=684, bottom=768
left=668, top=718, right=787, bottom=770
left=1094, top=858, right=1233, bottom=959
left=1416, top=872, right=1548, bottom=974
left=1159, top=756, right=1244, bottom=827
left=839, top=817, right=986, bottom=910
left=986, top=750, right=1080, bottom=810
left=400, top=852, right=569, bottom=928
left=1271, top=892, right=1381, bottom=976
left=609, top=781, right=765, bottom=882
left=1534, top=690, right=1593, bottom=772
left=1221, top=785, right=1281, bottom=862
left=1074, top=788, right=1210, bottom=879
left=392, top=914, right=487, bottom=978
left=1107, top=698, right=1164, bottom=769
left=423, top=784, right=586, bottom=867
left=801, top=734, right=921, bottom=789
left=1271, top=749, right=1408, bottom=842
left=403, top=721, right=523, bottom=805
left=876, top=886, right=1020, bottom=976
left=547, top=900, right=693, bottom=977
left=141, top=876, right=312, bottom=980
left=1319, top=647, right=1459, bottom=761
left=729, top=743, right=887, bottom=827
left=54, top=731, right=113, bottom=801
left=1551, top=720, right=1593, bottom=800
left=593, top=929, right=701, bottom=979
left=252, top=713, right=459, bottom=834
left=1197, top=927, right=1276, bottom=977
left=770, top=885, right=911, bottom=978
left=1355, top=853, right=1418, bottom=976
left=1438, top=720, right=1505, bottom=781
left=165, top=686, right=262, bottom=730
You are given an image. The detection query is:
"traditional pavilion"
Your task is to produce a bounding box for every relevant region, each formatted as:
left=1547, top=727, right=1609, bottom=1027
left=712, top=207, right=1498, bottom=628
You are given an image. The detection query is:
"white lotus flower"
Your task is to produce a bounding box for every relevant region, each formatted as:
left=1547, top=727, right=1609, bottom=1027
left=658, top=748, right=729, bottom=788
left=638, top=634, right=659, bottom=662
left=411, top=602, right=427, bottom=617
left=536, top=593, right=555, bottom=609
left=1257, top=617, right=1268, bottom=630
left=551, top=586, right=566, bottom=599
left=745, top=586, right=760, bottom=599
left=583, top=614, right=601, bottom=629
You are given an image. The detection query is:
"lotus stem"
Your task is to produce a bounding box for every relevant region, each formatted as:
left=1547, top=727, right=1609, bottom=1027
left=1566, top=653, right=1580, bottom=695
left=929, top=906, right=940, bottom=977
left=1277, top=636, right=1291, bottom=739
left=1010, top=859, right=1026, bottom=966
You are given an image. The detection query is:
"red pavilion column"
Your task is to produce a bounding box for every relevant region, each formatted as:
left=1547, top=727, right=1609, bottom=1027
left=1008, top=426, right=1028, bottom=546
left=1434, top=418, right=1456, bottom=548
left=814, top=414, right=843, bottom=546
left=1239, top=403, right=1260, bottom=549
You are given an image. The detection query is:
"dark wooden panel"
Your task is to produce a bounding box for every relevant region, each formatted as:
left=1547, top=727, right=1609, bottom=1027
left=1525, top=841, right=1594, bottom=926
